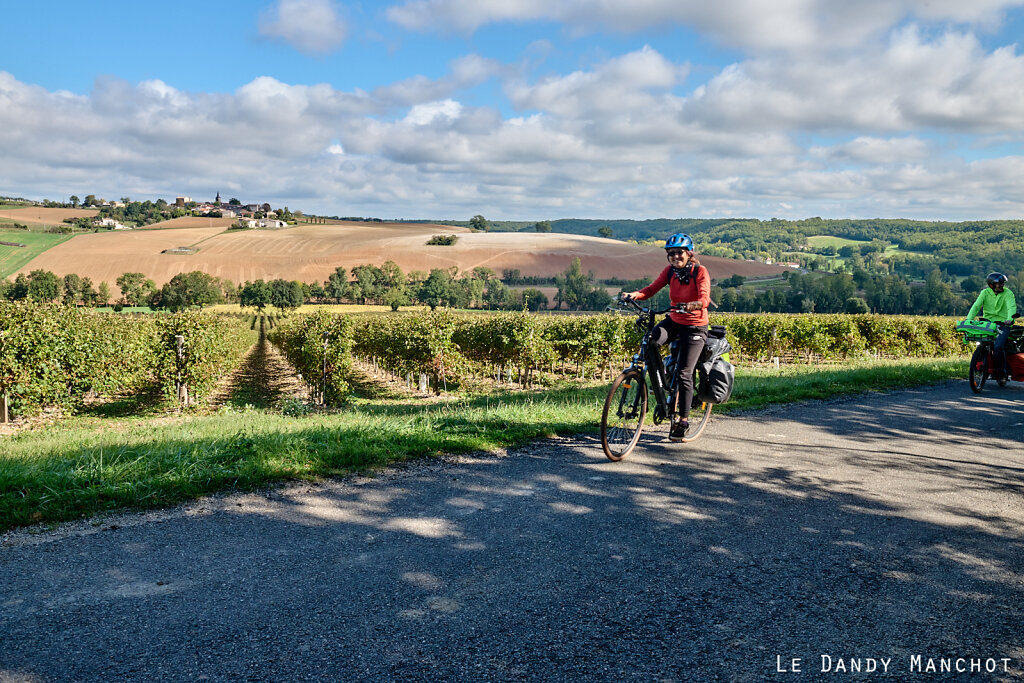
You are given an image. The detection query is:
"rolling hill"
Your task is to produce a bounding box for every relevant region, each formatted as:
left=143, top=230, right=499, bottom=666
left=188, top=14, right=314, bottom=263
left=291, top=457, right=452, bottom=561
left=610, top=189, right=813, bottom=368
left=8, top=217, right=792, bottom=289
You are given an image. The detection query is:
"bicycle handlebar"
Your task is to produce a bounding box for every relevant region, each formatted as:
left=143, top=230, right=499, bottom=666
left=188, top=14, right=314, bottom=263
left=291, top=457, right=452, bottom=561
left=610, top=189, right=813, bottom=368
left=617, top=297, right=686, bottom=315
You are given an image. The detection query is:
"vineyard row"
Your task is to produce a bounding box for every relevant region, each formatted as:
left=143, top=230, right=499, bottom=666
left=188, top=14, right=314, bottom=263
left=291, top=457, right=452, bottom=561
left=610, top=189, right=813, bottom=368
left=269, top=310, right=971, bottom=403
left=0, top=303, right=253, bottom=418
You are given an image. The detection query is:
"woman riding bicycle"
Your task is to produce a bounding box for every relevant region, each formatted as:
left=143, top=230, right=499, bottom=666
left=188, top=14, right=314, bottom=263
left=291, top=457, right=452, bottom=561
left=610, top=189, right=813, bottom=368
left=622, top=233, right=711, bottom=441
left=967, top=272, right=1017, bottom=379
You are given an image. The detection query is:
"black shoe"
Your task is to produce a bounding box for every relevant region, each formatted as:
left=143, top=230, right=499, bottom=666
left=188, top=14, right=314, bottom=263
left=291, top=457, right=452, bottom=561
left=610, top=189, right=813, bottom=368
left=669, top=419, right=689, bottom=442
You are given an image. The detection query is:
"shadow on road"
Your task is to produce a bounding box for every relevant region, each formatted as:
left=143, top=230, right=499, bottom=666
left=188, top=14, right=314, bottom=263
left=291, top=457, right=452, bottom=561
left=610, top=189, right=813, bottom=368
left=2, top=382, right=1023, bottom=680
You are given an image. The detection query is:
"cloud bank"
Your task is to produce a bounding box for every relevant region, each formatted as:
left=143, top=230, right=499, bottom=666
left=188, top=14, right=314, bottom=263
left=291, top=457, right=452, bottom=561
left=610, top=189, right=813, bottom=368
left=3, top=3, right=1024, bottom=220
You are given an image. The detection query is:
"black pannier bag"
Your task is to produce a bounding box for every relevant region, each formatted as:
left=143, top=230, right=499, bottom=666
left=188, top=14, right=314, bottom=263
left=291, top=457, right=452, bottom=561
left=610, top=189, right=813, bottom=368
left=697, top=331, right=735, bottom=404
left=1008, top=327, right=1024, bottom=355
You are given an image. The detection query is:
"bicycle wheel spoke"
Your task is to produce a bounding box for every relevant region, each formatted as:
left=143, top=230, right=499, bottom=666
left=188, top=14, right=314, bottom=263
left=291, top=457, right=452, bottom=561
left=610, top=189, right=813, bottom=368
left=601, top=370, right=647, bottom=461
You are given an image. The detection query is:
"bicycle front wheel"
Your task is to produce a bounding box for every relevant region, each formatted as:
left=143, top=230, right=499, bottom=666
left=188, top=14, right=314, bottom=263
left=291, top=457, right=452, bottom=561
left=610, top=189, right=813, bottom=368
left=601, top=369, right=648, bottom=461
left=969, top=345, right=988, bottom=394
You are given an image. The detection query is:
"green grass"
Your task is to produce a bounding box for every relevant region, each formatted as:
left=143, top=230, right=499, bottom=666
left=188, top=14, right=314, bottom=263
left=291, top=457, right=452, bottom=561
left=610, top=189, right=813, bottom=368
left=806, top=235, right=867, bottom=249
left=0, top=230, right=73, bottom=278
left=0, top=357, right=967, bottom=531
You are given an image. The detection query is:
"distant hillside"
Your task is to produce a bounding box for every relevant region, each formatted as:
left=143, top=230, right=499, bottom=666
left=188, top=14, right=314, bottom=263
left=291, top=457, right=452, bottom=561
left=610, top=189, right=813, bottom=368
left=11, top=220, right=792, bottom=288
left=428, top=218, right=731, bottom=242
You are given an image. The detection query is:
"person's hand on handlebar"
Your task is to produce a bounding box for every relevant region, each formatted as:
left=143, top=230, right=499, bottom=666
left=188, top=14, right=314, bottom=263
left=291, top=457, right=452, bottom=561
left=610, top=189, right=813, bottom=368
left=679, top=301, right=702, bottom=312
left=621, top=291, right=642, bottom=301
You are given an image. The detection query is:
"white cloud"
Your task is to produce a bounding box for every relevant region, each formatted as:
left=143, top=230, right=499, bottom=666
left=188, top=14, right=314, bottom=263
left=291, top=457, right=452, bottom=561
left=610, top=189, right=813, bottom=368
left=506, top=46, right=686, bottom=117
left=683, top=27, right=1024, bottom=134
left=403, top=99, right=463, bottom=125
left=3, top=22, right=1024, bottom=222
left=386, top=0, right=1024, bottom=50
left=259, top=0, right=347, bottom=55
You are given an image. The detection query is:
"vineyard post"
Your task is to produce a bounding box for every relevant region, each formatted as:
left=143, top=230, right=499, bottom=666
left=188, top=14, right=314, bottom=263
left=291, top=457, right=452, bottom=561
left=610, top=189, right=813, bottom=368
left=175, top=334, right=188, bottom=406
left=0, top=330, right=6, bottom=422
left=321, top=331, right=329, bottom=405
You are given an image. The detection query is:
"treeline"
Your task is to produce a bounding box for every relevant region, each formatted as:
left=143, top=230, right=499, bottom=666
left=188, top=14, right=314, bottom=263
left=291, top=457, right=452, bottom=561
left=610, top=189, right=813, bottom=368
left=240, top=257, right=612, bottom=312
left=711, top=269, right=984, bottom=316
left=3, top=258, right=1004, bottom=317
left=0, top=257, right=614, bottom=313
left=0, top=270, right=236, bottom=312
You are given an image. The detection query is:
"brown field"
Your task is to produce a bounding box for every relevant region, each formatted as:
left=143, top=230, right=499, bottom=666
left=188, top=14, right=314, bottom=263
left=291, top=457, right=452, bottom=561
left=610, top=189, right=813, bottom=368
left=0, top=207, right=98, bottom=225
left=13, top=220, right=792, bottom=293
left=134, top=216, right=238, bottom=230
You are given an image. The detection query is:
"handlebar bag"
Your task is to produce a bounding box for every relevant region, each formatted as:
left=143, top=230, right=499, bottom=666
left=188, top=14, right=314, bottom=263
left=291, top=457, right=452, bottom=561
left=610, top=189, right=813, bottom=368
left=955, top=319, right=998, bottom=338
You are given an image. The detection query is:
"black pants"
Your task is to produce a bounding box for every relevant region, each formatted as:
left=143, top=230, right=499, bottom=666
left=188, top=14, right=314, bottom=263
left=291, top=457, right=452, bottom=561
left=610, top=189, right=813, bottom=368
left=651, top=319, right=707, bottom=419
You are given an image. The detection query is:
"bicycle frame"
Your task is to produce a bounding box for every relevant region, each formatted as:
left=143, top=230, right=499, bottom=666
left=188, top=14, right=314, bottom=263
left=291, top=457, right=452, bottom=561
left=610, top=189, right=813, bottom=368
left=601, top=299, right=717, bottom=459
left=619, top=299, right=687, bottom=423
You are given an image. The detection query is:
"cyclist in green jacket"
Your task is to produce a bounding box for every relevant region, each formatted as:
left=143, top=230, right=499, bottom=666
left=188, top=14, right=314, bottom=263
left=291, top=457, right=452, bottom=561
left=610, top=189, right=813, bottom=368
left=967, top=272, right=1017, bottom=379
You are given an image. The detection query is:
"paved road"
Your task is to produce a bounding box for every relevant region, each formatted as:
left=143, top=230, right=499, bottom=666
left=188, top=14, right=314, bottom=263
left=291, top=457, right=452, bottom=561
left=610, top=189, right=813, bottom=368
left=2, top=381, right=1024, bottom=682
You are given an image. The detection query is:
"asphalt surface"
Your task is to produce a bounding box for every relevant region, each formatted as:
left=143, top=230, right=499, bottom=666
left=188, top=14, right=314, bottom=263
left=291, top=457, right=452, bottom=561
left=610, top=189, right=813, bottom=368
left=2, top=380, right=1024, bottom=682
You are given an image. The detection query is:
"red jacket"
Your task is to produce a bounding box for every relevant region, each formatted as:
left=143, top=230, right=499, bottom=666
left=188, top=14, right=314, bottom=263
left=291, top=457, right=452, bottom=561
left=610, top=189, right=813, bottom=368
left=638, top=264, right=711, bottom=326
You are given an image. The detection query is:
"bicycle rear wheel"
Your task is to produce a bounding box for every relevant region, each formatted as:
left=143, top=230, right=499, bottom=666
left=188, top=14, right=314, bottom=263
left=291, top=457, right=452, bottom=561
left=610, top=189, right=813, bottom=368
left=601, top=369, right=647, bottom=461
left=681, top=383, right=713, bottom=443
left=969, top=345, right=989, bottom=394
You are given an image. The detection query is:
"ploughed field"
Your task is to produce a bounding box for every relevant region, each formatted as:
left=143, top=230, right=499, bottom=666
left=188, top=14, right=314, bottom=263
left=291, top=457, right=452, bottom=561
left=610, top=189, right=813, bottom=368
left=9, top=216, right=791, bottom=286
left=0, top=207, right=98, bottom=226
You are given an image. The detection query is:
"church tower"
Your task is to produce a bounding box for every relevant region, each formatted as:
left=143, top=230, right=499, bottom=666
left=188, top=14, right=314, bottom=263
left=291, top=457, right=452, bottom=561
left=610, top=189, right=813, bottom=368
left=215, top=192, right=221, bottom=205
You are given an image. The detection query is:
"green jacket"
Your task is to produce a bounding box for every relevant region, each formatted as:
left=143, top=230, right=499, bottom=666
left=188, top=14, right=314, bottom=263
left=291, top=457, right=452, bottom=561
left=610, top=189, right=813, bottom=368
left=967, top=287, right=1017, bottom=323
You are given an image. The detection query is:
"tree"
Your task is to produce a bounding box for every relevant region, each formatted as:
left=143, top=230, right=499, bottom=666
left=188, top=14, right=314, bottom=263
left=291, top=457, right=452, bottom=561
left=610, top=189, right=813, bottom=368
left=8, top=274, right=29, bottom=301
left=555, top=258, right=591, bottom=310
left=844, top=297, right=870, bottom=314
left=325, top=267, right=348, bottom=303
left=116, top=272, right=156, bottom=307
left=352, top=264, right=384, bottom=304
left=69, top=195, right=80, bottom=208
left=62, top=274, right=83, bottom=306
left=155, top=271, right=222, bottom=311
left=229, top=198, right=241, bottom=206
left=597, top=226, right=613, bottom=239
left=961, top=275, right=985, bottom=293
left=522, top=288, right=549, bottom=311
left=97, top=282, right=111, bottom=307
left=80, top=277, right=99, bottom=307
left=27, top=270, right=61, bottom=302
left=470, top=214, right=489, bottom=232
left=269, top=279, right=304, bottom=312
left=418, top=269, right=458, bottom=310
left=723, top=274, right=746, bottom=288
left=384, top=287, right=411, bottom=311
left=240, top=280, right=271, bottom=311
left=534, top=221, right=552, bottom=233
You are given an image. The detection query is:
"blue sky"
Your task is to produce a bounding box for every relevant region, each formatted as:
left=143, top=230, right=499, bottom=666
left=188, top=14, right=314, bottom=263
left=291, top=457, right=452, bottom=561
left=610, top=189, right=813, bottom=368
left=2, top=0, right=1024, bottom=220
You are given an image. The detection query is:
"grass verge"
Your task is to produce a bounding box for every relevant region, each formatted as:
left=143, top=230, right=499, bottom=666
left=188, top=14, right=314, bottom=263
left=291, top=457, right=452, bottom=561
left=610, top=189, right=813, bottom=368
left=0, top=357, right=967, bottom=531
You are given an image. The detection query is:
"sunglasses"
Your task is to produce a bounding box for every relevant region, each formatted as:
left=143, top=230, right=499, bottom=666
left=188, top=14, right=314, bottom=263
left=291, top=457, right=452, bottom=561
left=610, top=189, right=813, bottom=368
left=666, top=249, right=690, bottom=257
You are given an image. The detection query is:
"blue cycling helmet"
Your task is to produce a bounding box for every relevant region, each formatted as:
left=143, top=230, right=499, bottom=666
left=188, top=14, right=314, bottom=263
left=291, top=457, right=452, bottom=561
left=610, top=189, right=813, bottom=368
left=664, top=233, right=693, bottom=250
